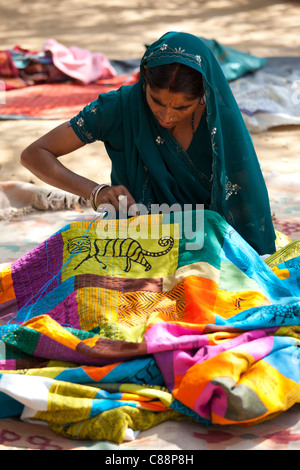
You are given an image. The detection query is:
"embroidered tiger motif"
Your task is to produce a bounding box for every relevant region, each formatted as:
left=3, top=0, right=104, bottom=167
left=67, top=236, right=174, bottom=272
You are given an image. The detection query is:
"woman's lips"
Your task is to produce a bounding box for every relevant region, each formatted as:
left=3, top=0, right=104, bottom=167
left=157, top=119, right=175, bottom=129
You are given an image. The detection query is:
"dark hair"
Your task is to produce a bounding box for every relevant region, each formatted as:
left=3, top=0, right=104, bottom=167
left=143, top=62, right=204, bottom=100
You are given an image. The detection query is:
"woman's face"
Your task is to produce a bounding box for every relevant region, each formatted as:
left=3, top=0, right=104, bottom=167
left=145, top=85, right=201, bottom=129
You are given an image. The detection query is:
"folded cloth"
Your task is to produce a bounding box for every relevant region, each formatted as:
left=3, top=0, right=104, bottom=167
left=0, top=51, right=19, bottom=78
left=0, top=181, right=89, bottom=219
left=230, top=57, right=300, bottom=132
left=201, top=38, right=267, bottom=81
left=43, top=39, right=117, bottom=85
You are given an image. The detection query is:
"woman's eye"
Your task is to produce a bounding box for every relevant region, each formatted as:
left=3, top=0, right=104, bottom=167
left=150, top=95, right=189, bottom=111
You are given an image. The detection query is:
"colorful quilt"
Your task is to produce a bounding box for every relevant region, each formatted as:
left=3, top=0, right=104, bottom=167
left=0, top=210, right=299, bottom=443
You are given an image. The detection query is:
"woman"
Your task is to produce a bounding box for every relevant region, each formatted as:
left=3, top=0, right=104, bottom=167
left=21, top=31, right=276, bottom=255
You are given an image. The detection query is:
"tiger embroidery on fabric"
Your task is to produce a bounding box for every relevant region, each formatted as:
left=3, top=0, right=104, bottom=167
left=67, top=236, right=174, bottom=272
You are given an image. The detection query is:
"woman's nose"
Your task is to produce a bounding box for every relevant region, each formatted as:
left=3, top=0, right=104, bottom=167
left=159, top=107, right=173, bottom=122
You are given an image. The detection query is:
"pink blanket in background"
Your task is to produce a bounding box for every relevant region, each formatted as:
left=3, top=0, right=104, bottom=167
left=43, top=38, right=117, bottom=84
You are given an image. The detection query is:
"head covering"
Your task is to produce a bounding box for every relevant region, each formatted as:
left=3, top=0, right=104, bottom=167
left=115, top=32, right=276, bottom=255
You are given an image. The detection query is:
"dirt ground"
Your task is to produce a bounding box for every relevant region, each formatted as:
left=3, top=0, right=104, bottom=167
left=0, top=0, right=299, bottom=189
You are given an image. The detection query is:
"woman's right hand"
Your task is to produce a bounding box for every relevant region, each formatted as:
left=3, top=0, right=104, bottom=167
left=95, top=184, right=139, bottom=215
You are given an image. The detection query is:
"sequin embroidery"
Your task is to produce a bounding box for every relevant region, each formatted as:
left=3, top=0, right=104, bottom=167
left=144, top=43, right=202, bottom=69
left=156, top=136, right=164, bottom=145
left=225, top=177, right=241, bottom=200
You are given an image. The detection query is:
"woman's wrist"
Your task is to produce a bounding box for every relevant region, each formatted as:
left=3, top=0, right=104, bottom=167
left=90, top=183, right=110, bottom=211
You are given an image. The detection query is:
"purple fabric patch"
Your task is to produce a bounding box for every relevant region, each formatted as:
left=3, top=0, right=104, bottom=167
left=45, top=291, right=80, bottom=330
left=153, top=350, right=175, bottom=390
left=33, top=333, right=84, bottom=364
left=34, top=334, right=125, bottom=366
left=11, top=234, right=64, bottom=309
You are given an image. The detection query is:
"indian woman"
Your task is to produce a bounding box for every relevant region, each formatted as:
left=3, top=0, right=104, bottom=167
left=21, top=31, right=276, bottom=255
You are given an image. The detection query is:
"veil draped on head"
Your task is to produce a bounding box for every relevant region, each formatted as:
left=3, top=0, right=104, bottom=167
left=115, top=32, right=276, bottom=255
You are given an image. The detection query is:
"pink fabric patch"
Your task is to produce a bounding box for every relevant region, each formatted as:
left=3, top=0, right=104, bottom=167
left=194, top=381, right=228, bottom=419
left=0, top=359, right=16, bottom=371
left=146, top=322, right=209, bottom=354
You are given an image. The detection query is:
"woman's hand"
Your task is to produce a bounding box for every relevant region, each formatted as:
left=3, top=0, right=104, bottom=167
left=96, top=185, right=138, bottom=215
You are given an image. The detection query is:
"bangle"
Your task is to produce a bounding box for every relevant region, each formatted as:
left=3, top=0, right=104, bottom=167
left=89, top=184, right=109, bottom=211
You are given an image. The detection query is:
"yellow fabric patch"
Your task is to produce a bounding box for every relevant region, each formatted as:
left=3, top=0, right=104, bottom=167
left=77, top=286, right=119, bottom=331
left=23, top=315, right=80, bottom=351
left=213, top=289, right=270, bottom=319
left=240, top=360, right=300, bottom=414
left=275, top=230, right=292, bottom=251
left=61, top=220, right=179, bottom=281
left=35, top=381, right=97, bottom=424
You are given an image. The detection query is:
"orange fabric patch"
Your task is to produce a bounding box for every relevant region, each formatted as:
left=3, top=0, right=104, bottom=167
left=183, top=275, right=217, bottom=326
left=82, top=363, right=122, bottom=382
left=272, top=266, right=291, bottom=280
left=0, top=265, right=15, bottom=303
left=173, top=349, right=254, bottom=411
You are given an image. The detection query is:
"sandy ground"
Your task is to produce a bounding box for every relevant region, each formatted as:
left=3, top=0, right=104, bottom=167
left=0, top=0, right=300, bottom=190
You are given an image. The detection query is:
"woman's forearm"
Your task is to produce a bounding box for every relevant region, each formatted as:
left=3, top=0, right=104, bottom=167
left=21, top=145, right=99, bottom=199
left=20, top=121, right=100, bottom=200
left=20, top=121, right=136, bottom=212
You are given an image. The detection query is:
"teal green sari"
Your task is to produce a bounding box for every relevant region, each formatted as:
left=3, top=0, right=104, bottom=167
left=70, top=32, right=276, bottom=255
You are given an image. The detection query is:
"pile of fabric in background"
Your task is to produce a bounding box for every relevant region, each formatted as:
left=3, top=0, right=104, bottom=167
left=0, top=39, right=118, bottom=90
left=1, top=37, right=300, bottom=132
left=0, top=39, right=139, bottom=120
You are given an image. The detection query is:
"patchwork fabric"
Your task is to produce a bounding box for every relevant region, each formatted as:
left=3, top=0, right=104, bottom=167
left=0, top=210, right=299, bottom=442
